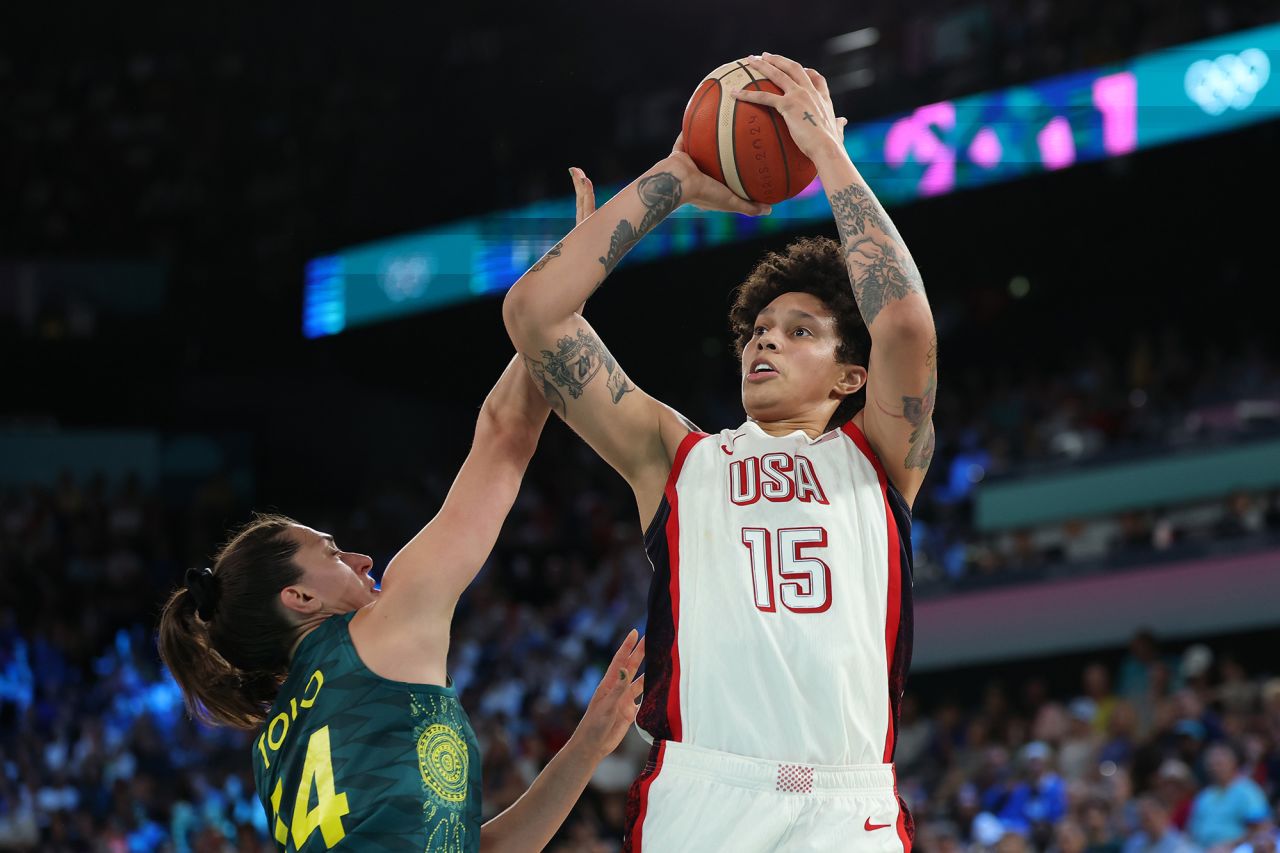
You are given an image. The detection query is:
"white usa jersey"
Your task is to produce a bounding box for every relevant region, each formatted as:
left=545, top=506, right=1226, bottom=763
left=636, top=419, right=914, bottom=766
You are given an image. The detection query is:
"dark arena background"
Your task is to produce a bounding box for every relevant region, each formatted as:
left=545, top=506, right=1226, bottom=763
left=4, top=2, right=1280, bottom=850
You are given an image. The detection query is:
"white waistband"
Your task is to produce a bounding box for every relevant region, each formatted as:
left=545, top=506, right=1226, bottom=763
left=650, top=738, right=898, bottom=795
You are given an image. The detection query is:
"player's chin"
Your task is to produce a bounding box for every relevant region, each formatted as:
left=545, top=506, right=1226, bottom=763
left=741, top=385, right=785, bottom=420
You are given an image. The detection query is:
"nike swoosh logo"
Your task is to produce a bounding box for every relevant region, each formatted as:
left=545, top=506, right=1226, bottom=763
left=864, top=819, right=891, bottom=831
left=720, top=433, right=746, bottom=455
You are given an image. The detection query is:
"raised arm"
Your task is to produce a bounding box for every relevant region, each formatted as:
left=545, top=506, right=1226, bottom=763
left=733, top=54, right=937, bottom=505
left=503, top=152, right=770, bottom=522
left=353, top=177, right=635, bottom=679
left=352, top=353, right=552, bottom=679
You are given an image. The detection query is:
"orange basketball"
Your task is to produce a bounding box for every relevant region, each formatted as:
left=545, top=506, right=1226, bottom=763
left=681, top=59, right=818, bottom=205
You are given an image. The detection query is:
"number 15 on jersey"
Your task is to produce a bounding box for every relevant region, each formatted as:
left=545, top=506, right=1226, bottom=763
left=741, top=526, right=832, bottom=614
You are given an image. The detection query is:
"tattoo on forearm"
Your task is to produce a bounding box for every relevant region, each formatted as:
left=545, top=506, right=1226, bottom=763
left=523, top=356, right=567, bottom=419
left=830, top=182, right=923, bottom=326
left=637, top=172, right=682, bottom=235
left=600, top=221, right=639, bottom=277
left=537, top=329, right=634, bottom=406
left=903, top=337, right=938, bottom=470
left=830, top=183, right=885, bottom=238
left=530, top=240, right=563, bottom=272
left=598, top=172, right=682, bottom=276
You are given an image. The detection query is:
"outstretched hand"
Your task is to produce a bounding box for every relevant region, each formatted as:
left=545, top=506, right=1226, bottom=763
left=572, top=629, right=646, bottom=760
left=730, top=53, right=848, bottom=163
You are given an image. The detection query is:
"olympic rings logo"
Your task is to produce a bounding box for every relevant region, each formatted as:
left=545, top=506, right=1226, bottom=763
left=380, top=254, right=431, bottom=302
left=1185, top=48, right=1271, bottom=116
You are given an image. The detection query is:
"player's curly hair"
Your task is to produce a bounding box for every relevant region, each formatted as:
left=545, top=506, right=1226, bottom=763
left=729, top=236, right=870, bottom=428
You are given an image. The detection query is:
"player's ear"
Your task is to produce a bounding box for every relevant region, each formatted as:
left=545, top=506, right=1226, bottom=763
left=833, top=364, right=867, bottom=397
left=280, top=584, right=320, bottom=616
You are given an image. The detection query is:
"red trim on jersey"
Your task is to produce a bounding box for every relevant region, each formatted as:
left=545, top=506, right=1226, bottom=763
left=892, top=765, right=913, bottom=852
left=664, top=430, right=709, bottom=741
left=629, top=740, right=667, bottom=853
left=841, top=421, right=904, bottom=763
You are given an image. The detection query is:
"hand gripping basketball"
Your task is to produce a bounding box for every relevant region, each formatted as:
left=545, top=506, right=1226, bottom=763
left=664, top=138, right=774, bottom=217
left=730, top=54, right=849, bottom=164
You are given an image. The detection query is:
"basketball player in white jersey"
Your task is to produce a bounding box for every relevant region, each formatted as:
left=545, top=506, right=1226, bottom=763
left=505, top=54, right=935, bottom=852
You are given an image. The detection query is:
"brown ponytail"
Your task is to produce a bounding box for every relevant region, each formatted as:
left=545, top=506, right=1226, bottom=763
left=157, top=513, right=306, bottom=730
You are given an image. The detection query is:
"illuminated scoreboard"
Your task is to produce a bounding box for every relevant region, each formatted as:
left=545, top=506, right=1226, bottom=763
left=305, top=23, right=1278, bottom=337
left=856, top=26, right=1273, bottom=199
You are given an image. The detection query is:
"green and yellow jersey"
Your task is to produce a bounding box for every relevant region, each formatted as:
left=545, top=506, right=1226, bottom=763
left=251, top=611, right=482, bottom=852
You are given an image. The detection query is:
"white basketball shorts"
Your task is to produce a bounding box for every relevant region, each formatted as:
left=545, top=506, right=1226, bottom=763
left=624, top=739, right=914, bottom=852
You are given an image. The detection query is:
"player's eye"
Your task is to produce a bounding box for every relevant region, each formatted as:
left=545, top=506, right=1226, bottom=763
left=753, top=325, right=767, bottom=336
left=793, top=327, right=812, bottom=337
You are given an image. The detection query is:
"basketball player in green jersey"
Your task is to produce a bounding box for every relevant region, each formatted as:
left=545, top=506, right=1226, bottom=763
left=158, top=183, right=644, bottom=852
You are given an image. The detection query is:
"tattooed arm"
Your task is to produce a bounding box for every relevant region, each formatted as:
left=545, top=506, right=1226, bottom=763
left=825, top=165, right=937, bottom=505
left=504, top=154, right=764, bottom=524
left=732, top=53, right=937, bottom=504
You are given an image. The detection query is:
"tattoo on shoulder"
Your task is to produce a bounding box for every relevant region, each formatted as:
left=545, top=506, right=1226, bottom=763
left=830, top=182, right=923, bottom=326
left=529, top=240, right=563, bottom=272
left=538, top=329, right=635, bottom=407
left=903, top=336, right=938, bottom=471
left=599, top=172, right=682, bottom=276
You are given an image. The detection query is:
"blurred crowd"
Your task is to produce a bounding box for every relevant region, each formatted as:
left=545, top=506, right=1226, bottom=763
left=2, top=320, right=1279, bottom=849
left=0, top=448, right=659, bottom=851
left=2, top=454, right=1279, bottom=851
left=911, top=330, right=1280, bottom=586
left=898, top=633, right=1280, bottom=853
left=6, top=0, right=1280, bottom=850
